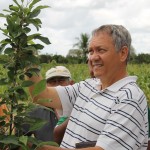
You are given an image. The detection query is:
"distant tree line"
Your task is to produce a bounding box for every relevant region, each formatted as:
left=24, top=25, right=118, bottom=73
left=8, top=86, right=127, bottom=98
left=38, top=53, right=83, bottom=64
left=39, top=53, right=150, bottom=64
left=0, top=52, right=150, bottom=65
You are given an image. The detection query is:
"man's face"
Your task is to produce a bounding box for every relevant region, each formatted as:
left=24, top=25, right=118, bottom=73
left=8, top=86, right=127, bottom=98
left=88, top=32, right=123, bottom=81
left=47, top=77, right=71, bottom=87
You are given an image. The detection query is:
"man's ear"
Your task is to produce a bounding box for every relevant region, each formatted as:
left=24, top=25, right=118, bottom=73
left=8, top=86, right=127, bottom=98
left=119, top=46, right=129, bottom=62
left=70, top=80, right=75, bottom=85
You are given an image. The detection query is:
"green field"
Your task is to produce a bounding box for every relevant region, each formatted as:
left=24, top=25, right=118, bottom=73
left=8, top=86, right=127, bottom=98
left=0, top=63, right=150, bottom=105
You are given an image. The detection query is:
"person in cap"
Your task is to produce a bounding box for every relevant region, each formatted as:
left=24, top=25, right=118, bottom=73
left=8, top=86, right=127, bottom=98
left=23, top=66, right=74, bottom=142
left=46, top=66, right=74, bottom=87
left=45, top=66, right=74, bottom=145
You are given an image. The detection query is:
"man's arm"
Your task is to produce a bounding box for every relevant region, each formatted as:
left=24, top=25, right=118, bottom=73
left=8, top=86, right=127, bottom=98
left=53, top=118, right=69, bottom=145
left=26, top=71, right=62, bottom=109
left=37, top=145, right=103, bottom=150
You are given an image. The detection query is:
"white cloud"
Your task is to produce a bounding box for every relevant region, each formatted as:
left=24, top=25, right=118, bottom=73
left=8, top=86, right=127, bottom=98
left=0, top=0, right=150, bottom=56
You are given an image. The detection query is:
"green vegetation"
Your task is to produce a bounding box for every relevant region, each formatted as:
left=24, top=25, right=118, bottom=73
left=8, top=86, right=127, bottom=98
left=1, top=63, right=147, bottom=104
left=36, top=53, right=150, bottom=64
left=0, top=0, right=57, bottom=149
left=1, top=63, right=149, bottom=105
left=73, top=33, right=90, bottom=63
left=0, top=0, right=149, bottom=149
left=127, top=64, right=150, bottom=105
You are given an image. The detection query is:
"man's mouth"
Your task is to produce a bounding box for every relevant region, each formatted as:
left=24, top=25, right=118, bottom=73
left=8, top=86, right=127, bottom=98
left=92, top=63, right=103, bottom=68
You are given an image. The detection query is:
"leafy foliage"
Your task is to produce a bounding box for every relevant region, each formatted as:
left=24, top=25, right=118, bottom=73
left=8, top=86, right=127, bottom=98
left=0, top=0, right=58, bottom=149
left=73, top=33, right=90, bottom=63
left=40, top=63, right=150, bottom=105
left=135, top=53, right=150, bottom=64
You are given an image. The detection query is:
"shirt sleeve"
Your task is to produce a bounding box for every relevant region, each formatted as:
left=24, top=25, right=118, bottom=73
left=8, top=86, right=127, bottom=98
left=55, top=82, right=80, bottom=117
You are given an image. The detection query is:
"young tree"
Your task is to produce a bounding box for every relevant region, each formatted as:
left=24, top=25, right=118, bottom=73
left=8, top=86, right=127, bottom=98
left=0, top=0, right=58, bottom=149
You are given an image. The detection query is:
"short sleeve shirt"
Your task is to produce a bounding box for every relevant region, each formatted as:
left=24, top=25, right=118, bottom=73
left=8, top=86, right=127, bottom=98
left=56, top=76, right=148, bottom=150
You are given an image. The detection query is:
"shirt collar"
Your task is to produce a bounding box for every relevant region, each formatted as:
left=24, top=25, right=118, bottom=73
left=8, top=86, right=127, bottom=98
left=96, top=76, right=137, bottom=92
left=107, top=76, right=137, bottom=92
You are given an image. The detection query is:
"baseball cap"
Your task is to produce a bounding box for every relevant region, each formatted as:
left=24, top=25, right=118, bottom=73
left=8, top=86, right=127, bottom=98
left=45, top=66, right=71, bottom=80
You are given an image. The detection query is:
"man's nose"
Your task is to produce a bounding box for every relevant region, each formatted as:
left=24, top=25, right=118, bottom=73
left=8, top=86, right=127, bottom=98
left=54, top=81, right=61, bottom=85
left=89, top=52, right=100, bottom=61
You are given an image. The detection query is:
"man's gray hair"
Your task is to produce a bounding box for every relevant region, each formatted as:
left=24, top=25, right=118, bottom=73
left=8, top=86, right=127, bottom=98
left=92, top=24, right=132, bottom=62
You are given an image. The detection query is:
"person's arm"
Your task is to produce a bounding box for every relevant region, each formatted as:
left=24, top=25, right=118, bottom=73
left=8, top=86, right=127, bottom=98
left=53, top=118, right=69, bottom=145
left=37, top=145, right=103, bottom=150
left=26, top=70, right=62, bottom=110
left=0, top=104, right=10, bottom=123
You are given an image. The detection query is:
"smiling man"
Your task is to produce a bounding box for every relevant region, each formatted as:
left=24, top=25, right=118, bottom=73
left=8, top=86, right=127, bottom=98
left=27, top=24, right=148, bottom=150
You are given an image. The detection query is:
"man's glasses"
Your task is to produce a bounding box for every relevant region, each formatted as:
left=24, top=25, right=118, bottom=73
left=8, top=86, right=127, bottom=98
left=47, top=77, right=70, bottom=84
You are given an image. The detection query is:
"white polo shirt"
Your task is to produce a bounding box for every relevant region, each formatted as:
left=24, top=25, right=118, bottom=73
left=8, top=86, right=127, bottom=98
left=56, top=76, right=148, bottom=150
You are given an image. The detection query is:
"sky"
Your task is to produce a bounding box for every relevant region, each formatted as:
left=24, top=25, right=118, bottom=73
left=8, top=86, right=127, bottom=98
left=0, top=0, right=150, bottom=56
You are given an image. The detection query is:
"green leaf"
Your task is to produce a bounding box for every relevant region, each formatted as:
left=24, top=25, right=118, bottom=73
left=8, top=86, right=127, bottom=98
left=33, top=5, right=49, bottom=11
left=8, top=69, right=15, bottom=80
left=0, top=58, right=7, bottom=64
left=28, top=34, right=51, bottom=45
left=23, top=7, right=29, bottom=15
left=9, top=5, right=19, bottom=12
left=30, top=18, right=42, bottom=25
left=28, top=5, right=50, bottom=19
left=19, top=135, right=28, bottom=145
left=29, top=118, right=47, bottom=131
left=24, top=55, right=40, bottom=64
left=0, top=120, right=5, bottom=126
left=29, top=0, right=41, bottom=10
left=3, top=9, right=12, bottom=13
left=32, top=79, right=46, bottom=96
left=3, top=109, right=8, bottom=115
left=6, top=17, right=20, bottom=37
left=0, top=135, right=20, bottom=145
left=21, top=80, right=34, bottom=87
left=15, top=16, right=21, bottom=25
left=32, top=44, right=44, bottom=50
left=27, top=18, right=41, bottom=31
left=17, top=33, right=28, bottom=47
left=0, top=78, right=8, bottom=85
left=28, top=40, right=35, bottom=45
left=0, top=44, right=7, bottom=53
left=19, top=74, right=25, bottom=80
left=23, top=27, right=31, bottom=33
left=13, top=0, right=21, bottom=8
left=29, top=9, right=41, bottom=18
left=0, top=13, right=7, bottom=18
left=36, top=35, right=51, bottom=45
left=4, top=48, right=14, bottom=54
left=27, top=33, right=41, bottom=41
left=0, top=38, right=12, bottom=45
left=0, top=28, right=8, bottom=35
left=15, top=87, right=25, bottom=93
left=23, top=45, right=36, bottom=51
